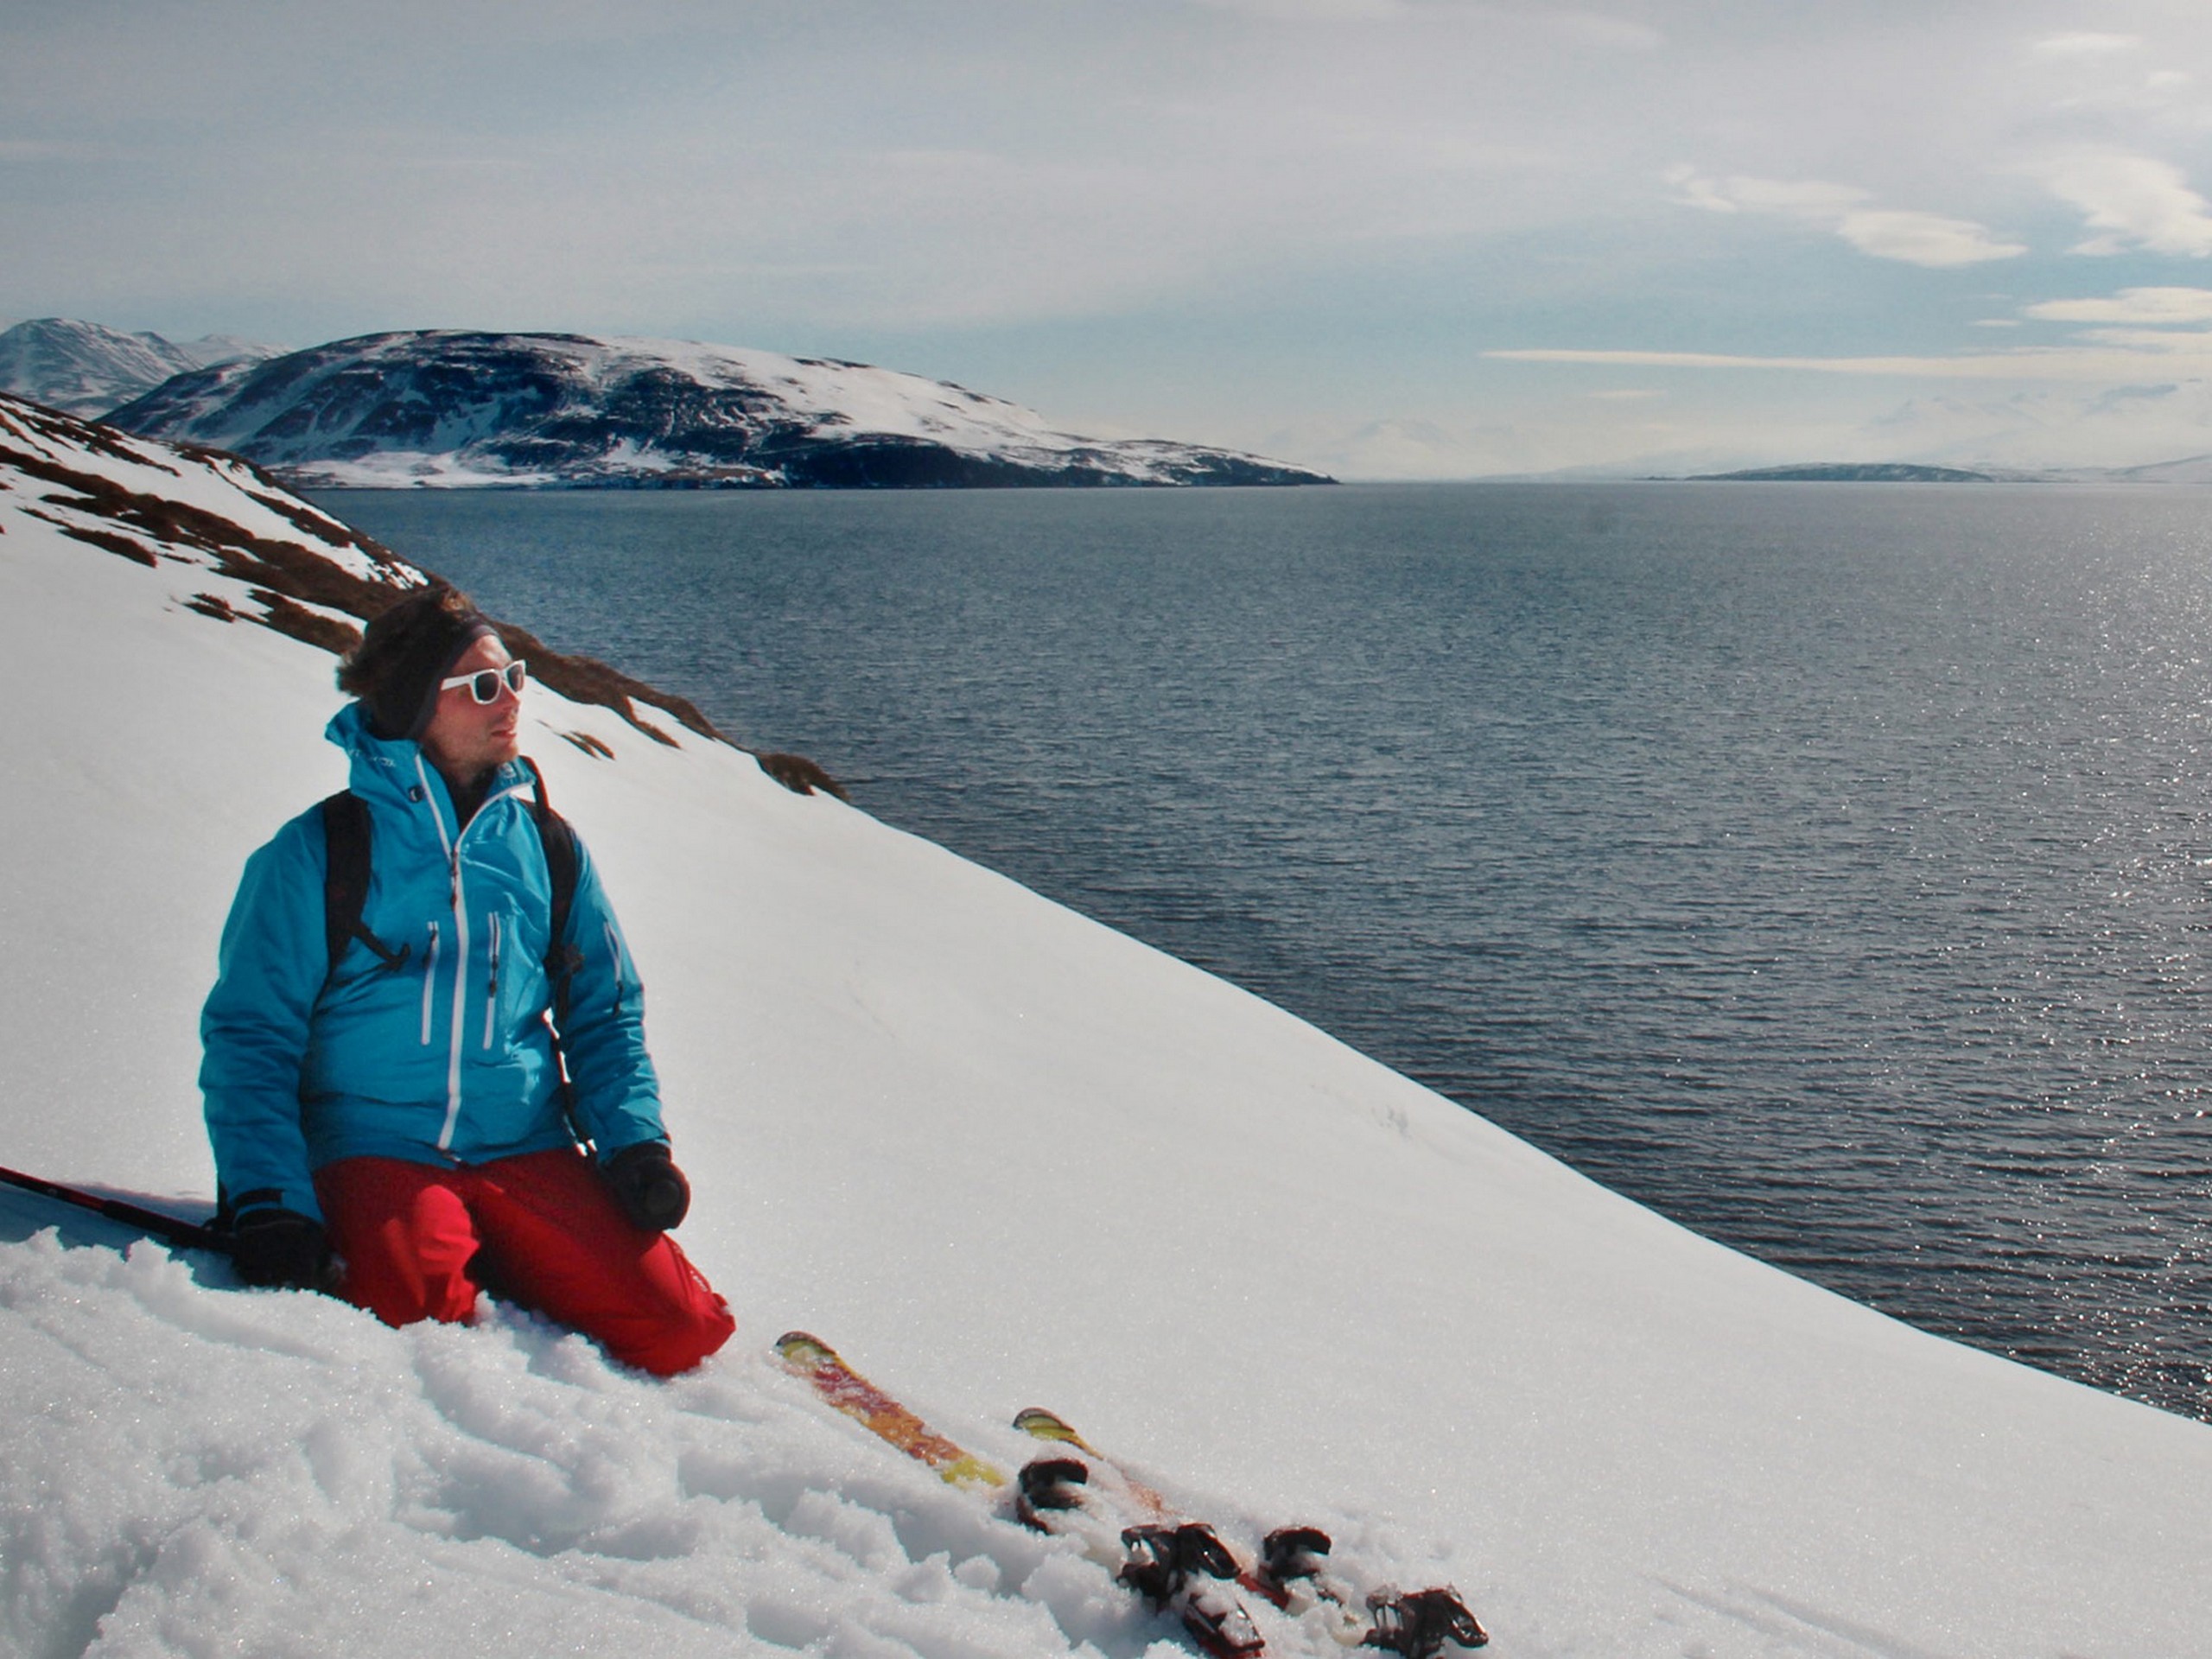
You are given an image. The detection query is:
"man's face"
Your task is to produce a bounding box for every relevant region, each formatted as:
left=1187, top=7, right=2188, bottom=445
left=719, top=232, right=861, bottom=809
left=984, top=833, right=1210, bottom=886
left=421, top=633, right=524, bottom=783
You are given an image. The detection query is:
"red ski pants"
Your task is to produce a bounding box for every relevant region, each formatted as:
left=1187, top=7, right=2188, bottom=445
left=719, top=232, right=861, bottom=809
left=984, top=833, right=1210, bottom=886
left=313, top=1147, right=735, bottom=1376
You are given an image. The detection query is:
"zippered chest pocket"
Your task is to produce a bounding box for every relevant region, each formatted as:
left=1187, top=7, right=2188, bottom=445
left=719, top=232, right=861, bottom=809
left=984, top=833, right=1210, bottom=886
left=481, top=912, right=501, bottom=1048
left=474, top=900, right=549, bottom=1052
left=419, top=920, right=442, bottom=1044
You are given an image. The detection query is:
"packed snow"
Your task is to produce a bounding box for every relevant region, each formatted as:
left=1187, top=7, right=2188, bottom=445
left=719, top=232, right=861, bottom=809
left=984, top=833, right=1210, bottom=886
left=3, top=397, right=2210, bottom=1658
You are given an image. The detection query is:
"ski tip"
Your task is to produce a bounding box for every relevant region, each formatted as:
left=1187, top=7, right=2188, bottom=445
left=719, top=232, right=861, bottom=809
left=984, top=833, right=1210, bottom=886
left=774, top=1330, right=837, bottom=1366
left=1013, top=1406, right=1096, bottom=1453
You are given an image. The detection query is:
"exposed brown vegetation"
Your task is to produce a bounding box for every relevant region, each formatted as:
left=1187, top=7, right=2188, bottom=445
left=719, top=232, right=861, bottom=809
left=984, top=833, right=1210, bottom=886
left=757, top=752, right=849, bottom=801
left=3, top=394, right=859, bottom=788
left=254, top=590, right=364, bottom=656
left=6, top=439, right=416, bottom=614
left=20, top=404, right=184, bottom=476
left=27, top=508, right=160, bottom=569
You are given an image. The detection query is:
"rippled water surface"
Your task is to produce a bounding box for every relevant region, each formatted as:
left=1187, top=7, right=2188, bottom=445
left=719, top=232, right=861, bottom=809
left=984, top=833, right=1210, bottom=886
left=327, top=482, right=2212, bottom=1420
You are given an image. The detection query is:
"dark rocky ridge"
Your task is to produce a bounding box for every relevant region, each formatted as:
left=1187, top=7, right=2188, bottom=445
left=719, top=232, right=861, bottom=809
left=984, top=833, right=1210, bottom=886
left=107, top=330, right=1333, bottom=490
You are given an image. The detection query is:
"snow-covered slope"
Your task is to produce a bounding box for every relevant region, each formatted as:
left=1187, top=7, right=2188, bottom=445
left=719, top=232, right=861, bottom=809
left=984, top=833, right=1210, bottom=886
left=3, top=393, right=2209, bottom=1656
left=0, top=317, right=281, bottom=419
left=105, top=330, right=1332, bottom=489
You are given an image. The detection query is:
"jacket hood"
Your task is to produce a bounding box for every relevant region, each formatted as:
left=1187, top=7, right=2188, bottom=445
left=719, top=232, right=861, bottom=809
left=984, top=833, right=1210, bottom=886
left=325, top=700, right=534, bottom=825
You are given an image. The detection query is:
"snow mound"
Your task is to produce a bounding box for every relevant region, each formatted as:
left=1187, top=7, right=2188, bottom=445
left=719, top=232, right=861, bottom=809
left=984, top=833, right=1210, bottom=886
left=1, top=1230, right=1236, bottom=1659
left=3, top=398, right=2211, bottom=1656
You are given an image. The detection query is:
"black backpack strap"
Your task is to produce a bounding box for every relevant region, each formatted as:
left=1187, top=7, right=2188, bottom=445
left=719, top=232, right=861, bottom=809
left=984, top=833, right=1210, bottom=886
left=525, top=763, right=584, bottom=1032
left=524, top=763, right=588, bottom=1141
left=320, top=791, right=410, bottom=983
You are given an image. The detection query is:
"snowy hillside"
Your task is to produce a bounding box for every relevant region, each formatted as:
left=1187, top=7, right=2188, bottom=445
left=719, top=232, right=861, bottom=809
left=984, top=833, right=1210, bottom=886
left=105, top=330, right=1333, bottom=489
left=3, top=391, right=2210, bottom=1657
left=0, top=317, right=280, bottom=419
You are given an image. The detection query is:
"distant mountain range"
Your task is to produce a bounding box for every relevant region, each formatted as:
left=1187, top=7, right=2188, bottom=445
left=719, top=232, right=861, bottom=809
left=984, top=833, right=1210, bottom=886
left=1681, top=458, right=2212, bottom=485
left=0, top=318, right=282, bottom=419
left=1688, top=462, right=2005, bottom=483
left=74, top=328, right=1332, bottom=490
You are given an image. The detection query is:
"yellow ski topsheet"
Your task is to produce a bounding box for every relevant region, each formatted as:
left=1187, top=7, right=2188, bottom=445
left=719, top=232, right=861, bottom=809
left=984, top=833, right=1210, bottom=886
left=1011, top=1406, right=1098, bottom=1455
left=776, top=1331, right=1007, bottom=1491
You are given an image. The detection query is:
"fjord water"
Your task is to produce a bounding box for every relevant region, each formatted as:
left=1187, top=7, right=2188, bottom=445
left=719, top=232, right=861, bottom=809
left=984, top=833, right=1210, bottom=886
left=330, top=481, right=2212, bottom=1421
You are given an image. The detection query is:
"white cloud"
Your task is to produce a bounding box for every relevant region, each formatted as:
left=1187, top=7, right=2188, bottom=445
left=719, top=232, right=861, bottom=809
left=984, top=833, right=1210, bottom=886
left=1484, top=341, right=2212, bottom=381
left=2023, top=286, right=2212, bottom=324
left=2072, top=325, right=2212, bottom=350
left=1185, top=0, right=1407, bottom=17
left=1719, top=175, right=1871, bottom=217
left=1548, top=12, right=1663, bottom=52
left=2030, top=33, right=2142, bottom=59
left=2046, top=153, right=2212, bottom=256
left=1663, top=166, right=1742, bottom=214
left=1666, top=168, right=2024, bottom=267
left=1835, top=208, right=2028, bottom=268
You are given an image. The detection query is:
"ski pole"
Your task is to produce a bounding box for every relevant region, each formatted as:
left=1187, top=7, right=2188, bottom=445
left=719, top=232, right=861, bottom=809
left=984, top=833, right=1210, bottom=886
left=0, top=1163, right=229, bottom=1254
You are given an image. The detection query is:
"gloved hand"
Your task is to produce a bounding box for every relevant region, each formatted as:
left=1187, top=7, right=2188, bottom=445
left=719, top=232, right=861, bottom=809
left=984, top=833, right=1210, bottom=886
left=232, top=1207, right=332, bottom=1289
left=603, top=1141, right=691, bottom=1233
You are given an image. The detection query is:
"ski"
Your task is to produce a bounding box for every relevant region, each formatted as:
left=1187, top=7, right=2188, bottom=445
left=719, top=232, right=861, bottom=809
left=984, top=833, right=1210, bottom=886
left=774, top=1336, right=1257, bottom=1656
left=1014, top=1408, right=1488, bottom=1656
left=773, top=1331, right=1006, bottom=1492
left=1017, top=1453, right=1263, bottom=1658
left=1014, top=1406, right=1175, bottom=1522
left=0, top=1163, right=229, bottom=1255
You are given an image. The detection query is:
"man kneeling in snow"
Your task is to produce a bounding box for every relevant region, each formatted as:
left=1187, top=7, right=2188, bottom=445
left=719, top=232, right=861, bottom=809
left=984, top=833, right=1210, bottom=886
left=199, top=582, right=734, bottom=1376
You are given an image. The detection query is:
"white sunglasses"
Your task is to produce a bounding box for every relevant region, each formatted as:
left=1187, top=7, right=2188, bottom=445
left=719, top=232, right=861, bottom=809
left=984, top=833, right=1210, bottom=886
left=440, top=659, right=528, bottom=704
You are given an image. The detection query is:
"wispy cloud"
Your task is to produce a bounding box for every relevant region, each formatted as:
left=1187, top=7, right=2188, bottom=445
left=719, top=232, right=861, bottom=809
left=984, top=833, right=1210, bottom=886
left=1185, top=0, right=1407, bottom=18
left=1836, top=210, right=2028, bottom=269
left=1665, top=168, right=2026, bottom=268
left=2070, top=326, right=2212, bottom=351
left=1484, top=342, right=2212, bottom=381
left=2030, top=33, right=2143, bottom=59
left=1548, top=12, right=1662, bottom=52
left=1494, top=279, right=2212, bottom=389
left=2023, top=286, right=2212, bottom=323
left=2046, top=153, right=2212, bottom=256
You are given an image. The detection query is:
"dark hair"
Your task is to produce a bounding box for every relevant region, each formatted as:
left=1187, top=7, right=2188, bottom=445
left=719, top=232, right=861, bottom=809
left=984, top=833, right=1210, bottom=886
left=337, top=581, right=497, bottom=740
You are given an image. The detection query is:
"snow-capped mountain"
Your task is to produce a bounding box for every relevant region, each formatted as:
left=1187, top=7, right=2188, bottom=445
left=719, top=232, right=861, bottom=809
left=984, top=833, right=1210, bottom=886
left=106, top=329, right=1334, bottom=488
left=0, top=317, right=281, bottom=419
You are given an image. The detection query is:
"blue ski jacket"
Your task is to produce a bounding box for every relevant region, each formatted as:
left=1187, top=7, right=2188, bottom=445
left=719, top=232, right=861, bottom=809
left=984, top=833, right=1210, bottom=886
left=200, top=702, right=665, bottom=1224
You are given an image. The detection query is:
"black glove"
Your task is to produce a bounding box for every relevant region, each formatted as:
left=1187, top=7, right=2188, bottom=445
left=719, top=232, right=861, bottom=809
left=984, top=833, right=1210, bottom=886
left=603, top=1141, right=690, bottom=1233
left=232, top=1207, right=331, bottom=1289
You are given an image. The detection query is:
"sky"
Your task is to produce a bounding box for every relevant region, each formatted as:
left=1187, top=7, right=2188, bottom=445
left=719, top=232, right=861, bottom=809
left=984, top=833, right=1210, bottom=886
left=10, top=0, right=2212, bottom=476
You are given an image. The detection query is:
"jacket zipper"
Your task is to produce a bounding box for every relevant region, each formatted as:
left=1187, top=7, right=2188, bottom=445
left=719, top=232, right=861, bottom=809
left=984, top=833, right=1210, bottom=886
left=415, top=753, right=471, bottom=1152
left=416, top=757, right=536, bottom=1153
